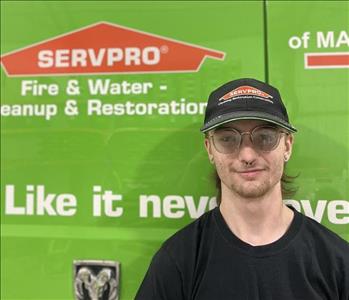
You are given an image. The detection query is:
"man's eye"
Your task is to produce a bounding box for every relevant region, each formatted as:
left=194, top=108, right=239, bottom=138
left=256, top=133, right=274, bottom=144
left=219, top=135, right=238, bottom=143
left=260, top=134, right=271, bottom=141
left=220, top=136, right=230, bottom=142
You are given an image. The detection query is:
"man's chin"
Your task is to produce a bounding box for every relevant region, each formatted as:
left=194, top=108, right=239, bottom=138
left=232, top=182, right=269, bottom=199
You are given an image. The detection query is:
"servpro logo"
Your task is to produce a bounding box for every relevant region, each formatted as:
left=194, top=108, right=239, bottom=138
left=219, top=86, right=273, bottom=102
left=0, top=22, right=225, bottom=76
left=38, top=47, right=163, bottom=68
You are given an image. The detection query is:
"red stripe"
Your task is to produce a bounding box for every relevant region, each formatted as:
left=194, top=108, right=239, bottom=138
left=307, top=54, right=349, bottom=66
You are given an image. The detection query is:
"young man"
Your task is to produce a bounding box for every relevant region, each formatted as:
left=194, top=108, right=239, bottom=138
left=135, top=78, right=349, bottom=300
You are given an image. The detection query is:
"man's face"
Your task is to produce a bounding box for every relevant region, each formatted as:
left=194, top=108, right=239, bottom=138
left=204, top=120, right=293, bottom=200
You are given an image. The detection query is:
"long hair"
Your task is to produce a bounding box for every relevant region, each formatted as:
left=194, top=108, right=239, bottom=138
left=213, top=166, right=298, bottom=206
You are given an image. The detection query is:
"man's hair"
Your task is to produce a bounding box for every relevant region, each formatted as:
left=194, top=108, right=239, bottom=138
left=213, top=168, right=298, bottom=206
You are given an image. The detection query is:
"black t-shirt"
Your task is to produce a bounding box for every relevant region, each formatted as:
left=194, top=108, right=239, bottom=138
left=135, top=206, right=349, bottom=300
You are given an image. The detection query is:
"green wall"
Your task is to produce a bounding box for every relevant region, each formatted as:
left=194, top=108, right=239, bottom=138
left=1, top=1, right=348, bottom=299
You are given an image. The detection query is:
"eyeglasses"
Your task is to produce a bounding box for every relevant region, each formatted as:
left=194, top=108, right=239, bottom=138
left=209, top=125, right=288, bottom=154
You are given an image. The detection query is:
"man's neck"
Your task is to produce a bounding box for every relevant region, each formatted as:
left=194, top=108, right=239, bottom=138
left=219, top=184, right=294, bottom=246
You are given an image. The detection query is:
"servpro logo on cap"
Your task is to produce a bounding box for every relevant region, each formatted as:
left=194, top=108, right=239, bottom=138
left=0, top=21, right=225, bottom=77
left=219, top=85, right=274, bottom=104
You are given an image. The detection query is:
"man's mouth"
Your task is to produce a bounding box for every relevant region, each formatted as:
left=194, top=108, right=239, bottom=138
left=237, top=169, right=265, bottom=179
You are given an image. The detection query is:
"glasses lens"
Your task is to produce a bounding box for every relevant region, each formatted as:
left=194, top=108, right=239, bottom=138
left=212, top=129, right=240, bottom=153
left=252, top=127, right=279, bottom=151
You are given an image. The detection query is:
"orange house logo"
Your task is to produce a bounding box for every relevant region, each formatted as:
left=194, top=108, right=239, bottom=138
left=0, top=22, right=225, bottom=77
left=219, top=86, right=273, bottom=102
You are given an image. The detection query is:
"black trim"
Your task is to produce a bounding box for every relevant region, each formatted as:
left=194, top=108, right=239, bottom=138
left=200, top=111, right=298, bottom=133
left=263, top=0, right=269, bottom=83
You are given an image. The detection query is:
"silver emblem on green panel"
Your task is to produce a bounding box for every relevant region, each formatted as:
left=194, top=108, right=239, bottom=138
left=73, top=260, right=120, bottom=300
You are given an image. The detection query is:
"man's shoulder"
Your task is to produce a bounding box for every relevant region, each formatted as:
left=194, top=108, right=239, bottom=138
left=161, top=207, right=218, bottom=256
left=299, top=211, right=349, bottom=257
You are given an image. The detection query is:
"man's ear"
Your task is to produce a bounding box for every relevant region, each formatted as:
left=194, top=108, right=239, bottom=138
left=284, top=133, right=294, bottom=162
left=204, top=137, right=214, bottom=164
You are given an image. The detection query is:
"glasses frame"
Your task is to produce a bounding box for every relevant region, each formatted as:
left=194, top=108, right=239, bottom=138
left=208, top=125, right=289, bottom=154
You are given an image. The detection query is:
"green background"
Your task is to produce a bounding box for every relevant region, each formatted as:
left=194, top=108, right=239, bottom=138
left=1, top=1, right=348, bottom=299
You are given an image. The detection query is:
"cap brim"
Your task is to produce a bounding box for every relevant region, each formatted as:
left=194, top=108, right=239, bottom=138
left=200, top=111, right=297, bottom=133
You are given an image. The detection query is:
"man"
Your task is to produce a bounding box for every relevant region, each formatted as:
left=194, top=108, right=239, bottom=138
left=135, top=78, right=349, bottom=299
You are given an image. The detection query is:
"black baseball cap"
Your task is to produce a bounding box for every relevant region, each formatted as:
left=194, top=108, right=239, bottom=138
left=201, top=78, right=297, bottom=133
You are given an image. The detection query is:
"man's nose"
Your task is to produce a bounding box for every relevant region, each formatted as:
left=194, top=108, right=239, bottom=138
left=238, top=134, right=258, bottom=164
